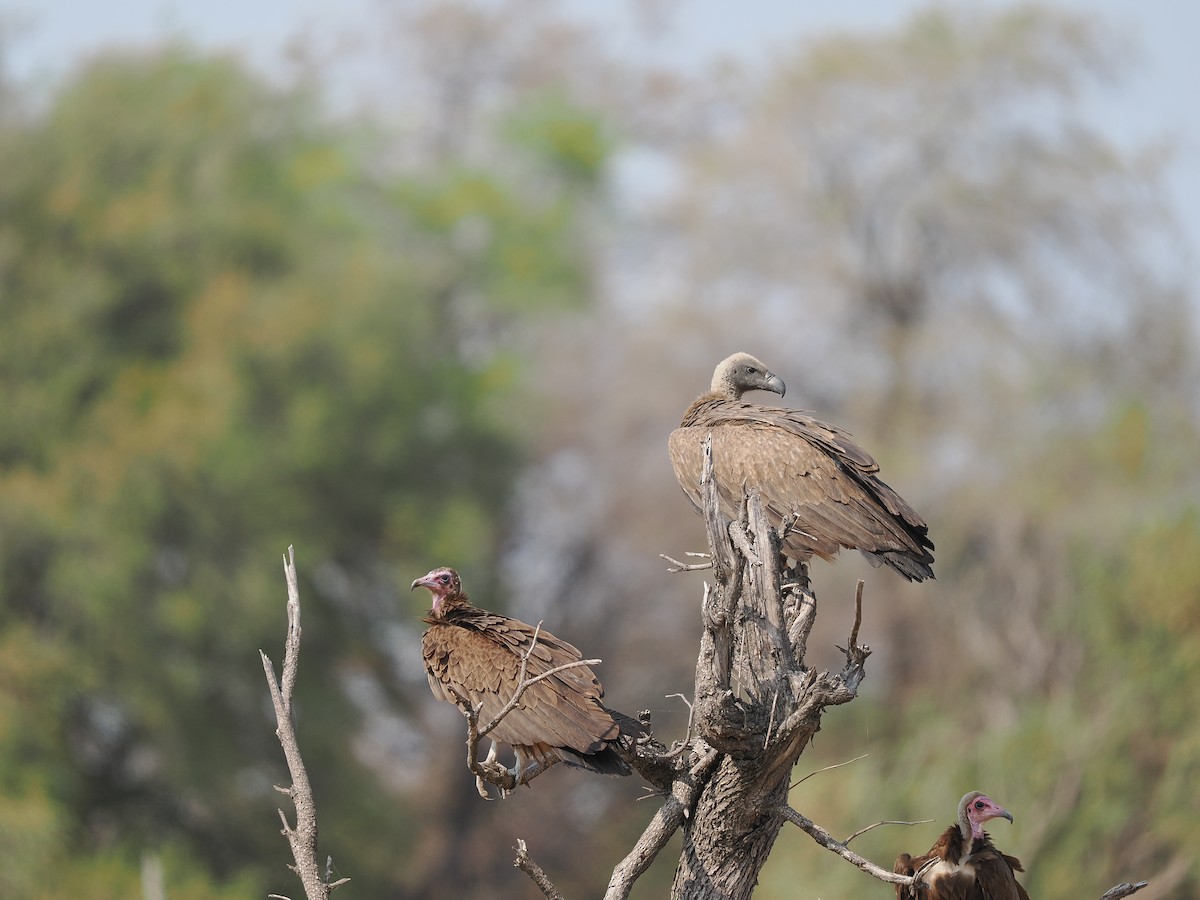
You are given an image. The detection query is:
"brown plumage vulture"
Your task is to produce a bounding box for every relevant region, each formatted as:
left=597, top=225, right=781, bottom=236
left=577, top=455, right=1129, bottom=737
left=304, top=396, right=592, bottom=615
left=668, top=352, right=935, bottom=581
left=893, top=791, right=1032, bottom=900
left=412, top=566, right=631, bottom=783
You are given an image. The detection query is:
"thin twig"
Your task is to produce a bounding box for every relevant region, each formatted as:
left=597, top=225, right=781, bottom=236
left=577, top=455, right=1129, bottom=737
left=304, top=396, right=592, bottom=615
left=659, top=693, right=696, bottom=760
left=834, top=579, right=865, bottom=658
left=1099, top=883, right=1148, bottom=900
left=660, top=552, right=715, bottom=572
left=776, top=805, right=914, bottom=886
left=844, top=819, right=934, bottom=845
left=763, top=687, right=780, bottom=748
left=446, top=629, right=607, bottom=791
left=445, top=684, right=515, bottom=794
left=480, top=656, right=602, bottom=738
left=789, top=753, right=869, bottom=790
left=514, top=839, right=564, bottom=900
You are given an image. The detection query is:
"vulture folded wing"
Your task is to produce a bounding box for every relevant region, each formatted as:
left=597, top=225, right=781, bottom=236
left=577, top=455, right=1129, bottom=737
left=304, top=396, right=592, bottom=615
left=702, top=403, right=882, bottom=474
left=894, top=852, right=921, bottom=899
left=971, top=845, right=1031, bottom=900
left=421, top=616, right=618, bottom=757
left=669, top=423, right=932, bottom=572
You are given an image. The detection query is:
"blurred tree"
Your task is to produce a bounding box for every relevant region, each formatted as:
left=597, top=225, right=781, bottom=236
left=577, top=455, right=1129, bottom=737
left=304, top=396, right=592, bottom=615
left=657, top=5, right=1187, bottom=440
left=0, top=38, right=605, bottom=897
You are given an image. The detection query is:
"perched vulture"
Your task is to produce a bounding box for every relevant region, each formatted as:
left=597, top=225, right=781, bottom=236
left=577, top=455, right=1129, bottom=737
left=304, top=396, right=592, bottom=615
left=668, top=352, right=935, bottom=581
left=894, top=791, right=1032, bottom=900
left=412, top=566, right=631, bottom=782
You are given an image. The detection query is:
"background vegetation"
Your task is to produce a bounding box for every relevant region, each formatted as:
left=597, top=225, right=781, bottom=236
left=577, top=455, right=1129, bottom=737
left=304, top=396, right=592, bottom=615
left=0, top=2, right=1196, bottom=897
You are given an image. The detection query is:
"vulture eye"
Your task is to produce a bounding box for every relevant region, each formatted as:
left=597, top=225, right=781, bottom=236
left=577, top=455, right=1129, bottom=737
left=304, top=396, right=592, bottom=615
left=974, top=801, right=985, bottom=810
left=439, top=574, right=451, bottom=584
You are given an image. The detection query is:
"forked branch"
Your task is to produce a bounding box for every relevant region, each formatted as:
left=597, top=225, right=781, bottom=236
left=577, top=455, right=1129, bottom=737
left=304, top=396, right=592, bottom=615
left=776, top=805, right=914, bottom=886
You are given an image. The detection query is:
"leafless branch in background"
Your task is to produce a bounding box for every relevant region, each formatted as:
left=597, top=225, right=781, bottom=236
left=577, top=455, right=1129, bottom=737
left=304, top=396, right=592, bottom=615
left=1099, top=882, right=1149, bottom=899
left=261, top=546, right=350, bottom=900
left=513, top=839, right=565, bottom=900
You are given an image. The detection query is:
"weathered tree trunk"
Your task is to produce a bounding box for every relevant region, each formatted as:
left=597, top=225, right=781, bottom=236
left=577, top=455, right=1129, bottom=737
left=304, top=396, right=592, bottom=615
left=669, top=440, right=869, bottom=899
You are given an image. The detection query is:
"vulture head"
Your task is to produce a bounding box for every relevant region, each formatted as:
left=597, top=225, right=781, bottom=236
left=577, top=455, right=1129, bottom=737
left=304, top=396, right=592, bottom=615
left=957, top=791, right=1014, bottom=841
left=411, top=566, right=463, bottom=614
left=711, top=352, right=787, bottom=400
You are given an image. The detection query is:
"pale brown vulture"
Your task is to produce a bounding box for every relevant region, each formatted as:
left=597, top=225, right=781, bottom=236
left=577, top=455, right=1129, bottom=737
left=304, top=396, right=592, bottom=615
left=668, top=352, right=935, bottom=581
left=893, top=791, right=1032, bottom=900
left=412, top=566, right=630, bottom=782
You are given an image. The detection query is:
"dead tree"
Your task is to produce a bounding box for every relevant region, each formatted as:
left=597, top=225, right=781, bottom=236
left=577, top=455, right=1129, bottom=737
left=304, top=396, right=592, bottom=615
left=664, top=439, right=878, bottom=898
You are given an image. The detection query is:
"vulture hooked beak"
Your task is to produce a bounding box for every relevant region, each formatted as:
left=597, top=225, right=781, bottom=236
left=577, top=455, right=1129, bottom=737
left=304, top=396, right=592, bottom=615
left=410, top=575, right=431, bottom=591
left=998, top=808, right=1014, bottom=824
left=764, top=372, right=786, bottom=397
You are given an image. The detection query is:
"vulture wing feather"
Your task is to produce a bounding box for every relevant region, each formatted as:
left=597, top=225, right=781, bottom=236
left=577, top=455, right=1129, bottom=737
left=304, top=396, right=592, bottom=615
left=423, top=613, right=618, bottom=754
left=414, top=568, right=631, bottom=780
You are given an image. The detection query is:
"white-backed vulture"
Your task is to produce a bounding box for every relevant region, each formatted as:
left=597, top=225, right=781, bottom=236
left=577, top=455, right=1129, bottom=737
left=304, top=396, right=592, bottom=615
left=412, top=566, right=630, bottom=782
left=668, top=352, right=935, bottom=581
left=894, top=791, right=1032, bottom=900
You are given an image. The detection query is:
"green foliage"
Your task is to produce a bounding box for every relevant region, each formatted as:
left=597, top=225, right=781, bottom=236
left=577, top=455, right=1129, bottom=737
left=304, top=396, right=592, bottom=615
left=0, top=42, right=597, bottom=895
left=504, top=93, right=613, bottom=185
left=758, top=499, right=1200, bottom=898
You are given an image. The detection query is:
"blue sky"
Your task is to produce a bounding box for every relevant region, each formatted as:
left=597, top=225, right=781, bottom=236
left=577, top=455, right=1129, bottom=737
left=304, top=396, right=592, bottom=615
left=5, top=0, right=1197, bottom=265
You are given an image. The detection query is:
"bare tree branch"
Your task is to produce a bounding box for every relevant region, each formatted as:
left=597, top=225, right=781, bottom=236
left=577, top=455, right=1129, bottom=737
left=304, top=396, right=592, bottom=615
left=843, top=819, right=934, bottom=845
left=604, top=745, right=721, bottom=900
left=261, top=546, right=349, bottom=899
left=789, top=753, right=870, bottom=790
left=776, top=805, right=915, bottom=886
left=514, top=839, right=565, bottom=900
left=659, top=693, right=696, bottom=760
left=661, top=551, right=714, bottom=572
left=1099, top=882, right=1149, bottom=900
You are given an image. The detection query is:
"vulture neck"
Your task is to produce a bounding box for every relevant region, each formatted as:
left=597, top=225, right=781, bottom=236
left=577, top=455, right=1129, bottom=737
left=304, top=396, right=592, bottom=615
left=956, top=813, right=988, bottom=849
left=679, top=391, right=734, bottom=427
left=428, top=591, right=472, bottom=620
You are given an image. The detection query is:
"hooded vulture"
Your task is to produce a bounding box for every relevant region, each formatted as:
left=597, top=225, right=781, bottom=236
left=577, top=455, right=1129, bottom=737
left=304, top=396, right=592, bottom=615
left=894, top=791, right=1031, bottom=900
left=412, top=566, right=630, bottom=782
left=668, top=352, right=935, bottom=581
